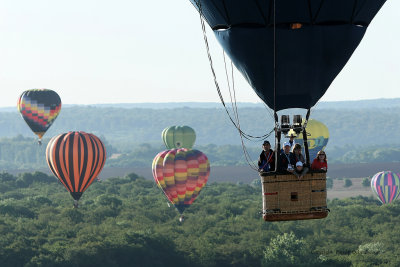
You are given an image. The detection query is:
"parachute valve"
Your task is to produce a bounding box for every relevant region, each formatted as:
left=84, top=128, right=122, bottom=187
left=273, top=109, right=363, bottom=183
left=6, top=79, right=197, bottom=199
left=290, top=23, right=303, bottom=30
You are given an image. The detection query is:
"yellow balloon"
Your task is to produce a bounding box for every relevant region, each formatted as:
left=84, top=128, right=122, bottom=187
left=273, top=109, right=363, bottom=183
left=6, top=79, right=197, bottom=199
left=291, top=119, right=329, bottom=160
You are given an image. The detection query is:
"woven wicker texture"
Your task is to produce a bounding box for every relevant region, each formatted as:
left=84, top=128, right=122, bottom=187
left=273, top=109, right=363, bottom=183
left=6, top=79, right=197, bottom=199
left=261, top=172, right=327, bottom=218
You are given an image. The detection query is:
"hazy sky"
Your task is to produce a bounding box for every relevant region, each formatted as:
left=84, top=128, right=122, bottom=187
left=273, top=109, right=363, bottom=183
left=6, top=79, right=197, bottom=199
left=0, top=0, right=399, bottom=107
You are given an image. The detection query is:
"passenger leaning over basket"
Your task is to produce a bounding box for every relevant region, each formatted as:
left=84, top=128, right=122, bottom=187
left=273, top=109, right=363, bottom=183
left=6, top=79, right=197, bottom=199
left=278, top=142, right=296, bottom=173
left=292, top=143, right=305, bottom=165
left=258, top=140, right=275, bottom=172
left=311, top=150, right=328, bottom=171
left=294, top=161, right=309, bottom=179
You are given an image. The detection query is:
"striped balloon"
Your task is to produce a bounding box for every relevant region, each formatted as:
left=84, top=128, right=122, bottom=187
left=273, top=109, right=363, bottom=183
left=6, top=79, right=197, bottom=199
left=371, top=171, right=400, bottom=204
left=152, top=148, right=210, bottom=214
left=46, top=131, right=106, bottom=202
left=17, top=89, right=62, bottom=142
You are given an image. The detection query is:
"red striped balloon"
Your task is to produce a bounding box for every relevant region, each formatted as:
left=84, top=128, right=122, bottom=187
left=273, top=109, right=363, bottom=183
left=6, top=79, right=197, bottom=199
left=46, top=131, right=106, bottom=202
left=152, top=148, right=210, bottom=214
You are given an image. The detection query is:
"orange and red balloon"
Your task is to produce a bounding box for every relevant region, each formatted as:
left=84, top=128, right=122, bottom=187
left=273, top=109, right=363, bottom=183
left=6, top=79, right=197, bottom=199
left=46, top=131, right=106, bottom=202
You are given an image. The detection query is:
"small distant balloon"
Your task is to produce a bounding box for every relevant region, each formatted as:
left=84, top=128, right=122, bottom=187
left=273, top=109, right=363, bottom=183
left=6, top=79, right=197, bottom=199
left=371, top=171, right=400, bottom=204
left=17, top=89, right=61, bottom=144
left=161, top=126, right=196, bottom=149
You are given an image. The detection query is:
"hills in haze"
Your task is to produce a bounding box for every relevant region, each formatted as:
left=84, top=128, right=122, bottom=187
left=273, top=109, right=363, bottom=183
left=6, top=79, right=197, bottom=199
left=2, top=98, right=400, bottom=147
left=0, top=98, right=399, bottom=170
left=3, top=97, right=400, bottom=112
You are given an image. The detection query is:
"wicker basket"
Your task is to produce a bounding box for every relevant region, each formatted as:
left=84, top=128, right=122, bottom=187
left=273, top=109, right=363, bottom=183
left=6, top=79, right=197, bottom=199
left=260, top=171, right=329, bottom=221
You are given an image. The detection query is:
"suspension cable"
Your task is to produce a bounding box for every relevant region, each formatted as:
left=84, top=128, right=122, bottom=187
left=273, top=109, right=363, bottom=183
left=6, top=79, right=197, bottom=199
left=222, top=53, right=272, bottom=141
left=196, top=1, right=272, bottom=140
left=195, top=0, right=275, bottom=171
left=273, top=0, right=277, bottom=116
left=225, top=56, right=265, bottom=170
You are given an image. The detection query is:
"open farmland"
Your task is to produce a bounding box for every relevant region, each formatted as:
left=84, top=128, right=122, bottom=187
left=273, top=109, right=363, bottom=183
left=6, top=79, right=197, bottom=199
left=6, top=162, right=393, bottom=200
left=328, top=177, right=373, bottom=199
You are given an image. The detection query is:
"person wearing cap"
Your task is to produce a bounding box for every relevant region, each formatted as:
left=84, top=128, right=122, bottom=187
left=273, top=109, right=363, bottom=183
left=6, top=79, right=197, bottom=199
left=294, top=161, right=309, bottom=179
left=280, top=133, right=296, bottom=153
left=277, top=142, right=295, bottom=173
left=258, top=140, right=275, bottom=172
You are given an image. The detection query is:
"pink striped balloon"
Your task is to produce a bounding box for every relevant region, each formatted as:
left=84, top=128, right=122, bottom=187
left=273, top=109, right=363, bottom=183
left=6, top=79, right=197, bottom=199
left=152, top=148, right=210, bottom=214
left=371, top=171, right=400, bottom=204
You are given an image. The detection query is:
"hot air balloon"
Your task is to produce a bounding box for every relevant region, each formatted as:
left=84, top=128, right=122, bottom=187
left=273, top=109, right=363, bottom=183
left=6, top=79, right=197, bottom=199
left=152, top=148, right=210, bottom=215
left=162, top=126, right=196, bottom=149
left=17, top=89, right=62, bottom=144
left=188, top=0, right=387, bottom=221
left=371, top=171, right=400, bottom=204
left=291, top=119, right=329, bottom=161
left=189, top=0, right=386, bottom=111
left=46, top=131, right=106, bottom=207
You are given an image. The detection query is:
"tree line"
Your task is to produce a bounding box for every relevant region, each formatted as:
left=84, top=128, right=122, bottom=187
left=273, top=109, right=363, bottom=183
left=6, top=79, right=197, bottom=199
left=0, top=171, right=398, bottom=266
left=0, top=136, right=398, bottom=170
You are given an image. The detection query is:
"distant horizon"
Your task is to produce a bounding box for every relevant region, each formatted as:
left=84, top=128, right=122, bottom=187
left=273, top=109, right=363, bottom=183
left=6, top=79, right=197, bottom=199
left=2, top=97, right=400, bottom=111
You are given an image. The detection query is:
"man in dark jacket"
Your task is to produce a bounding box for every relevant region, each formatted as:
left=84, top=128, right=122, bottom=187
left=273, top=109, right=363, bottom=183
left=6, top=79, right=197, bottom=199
left=278, top=142, right=296, bottom=173
left=258, top=141, right=275, bottom=172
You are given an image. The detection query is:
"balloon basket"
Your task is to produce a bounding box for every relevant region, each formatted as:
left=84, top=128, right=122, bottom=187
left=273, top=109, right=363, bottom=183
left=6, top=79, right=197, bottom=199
left=260, top=171, right=329, bottom=222
left=263, top=210, right=328, bottom=221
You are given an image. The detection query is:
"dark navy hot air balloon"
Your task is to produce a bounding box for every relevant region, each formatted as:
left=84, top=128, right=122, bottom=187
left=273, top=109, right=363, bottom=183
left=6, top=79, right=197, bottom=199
left=188, top=0, right=387, bottom=222
left=189, top=0, right=386, bottom=110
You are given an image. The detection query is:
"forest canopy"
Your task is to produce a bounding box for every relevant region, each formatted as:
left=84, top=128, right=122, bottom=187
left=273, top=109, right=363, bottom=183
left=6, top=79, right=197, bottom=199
left=0, top=171, right=398, bottom=266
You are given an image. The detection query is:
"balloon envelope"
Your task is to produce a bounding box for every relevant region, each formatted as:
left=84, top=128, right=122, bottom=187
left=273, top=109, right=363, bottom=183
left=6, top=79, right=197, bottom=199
left=46, top=131, right=106, bottom=201
left=190, top=0, right=386, bottom=110
left=371, top=171, right=400, bottom=204
left=17, top=89, right=62, bottom=139
left=294, top=119, right=329, bottom=160
left=162, top=126, right=196, bottom=149
left=152, top=148, right=210, bottom=214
